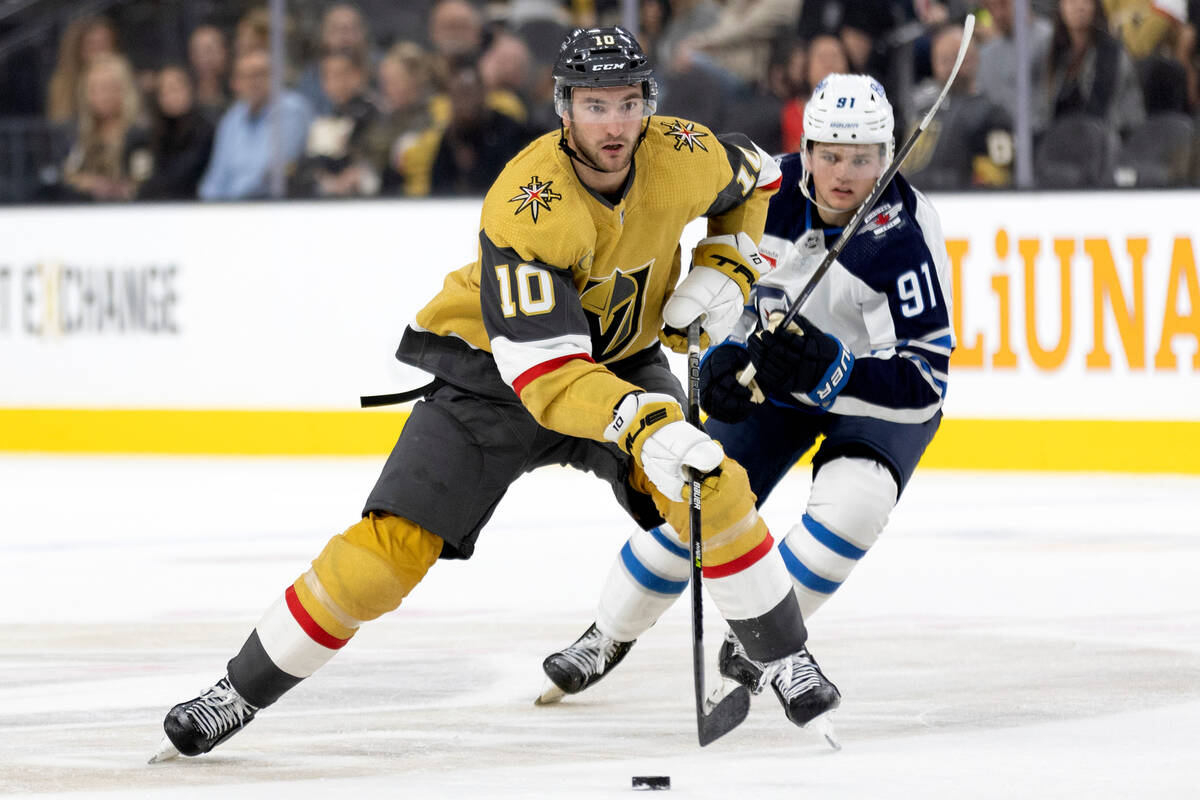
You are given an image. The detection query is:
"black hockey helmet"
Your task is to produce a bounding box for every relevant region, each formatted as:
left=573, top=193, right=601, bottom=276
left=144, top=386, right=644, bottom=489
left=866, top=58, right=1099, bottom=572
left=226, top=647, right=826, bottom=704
left=553, top=26, right=658, bottom=117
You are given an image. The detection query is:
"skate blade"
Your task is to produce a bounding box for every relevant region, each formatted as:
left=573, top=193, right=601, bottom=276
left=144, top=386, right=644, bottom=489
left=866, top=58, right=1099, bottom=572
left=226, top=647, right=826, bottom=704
left=806, top=711, right=841, bottom=751
left=534, top=679, right=566, bottom=706
left=147, top=736, right=180, bottom=764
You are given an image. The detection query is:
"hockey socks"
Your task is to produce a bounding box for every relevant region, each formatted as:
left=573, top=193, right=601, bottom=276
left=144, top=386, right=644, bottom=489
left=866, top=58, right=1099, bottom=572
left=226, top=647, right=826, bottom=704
left=702, top=532, right=808, bottom=662
left=227, top=571, right=359, bottom=708
left=597, top=524, right=690, bottom=642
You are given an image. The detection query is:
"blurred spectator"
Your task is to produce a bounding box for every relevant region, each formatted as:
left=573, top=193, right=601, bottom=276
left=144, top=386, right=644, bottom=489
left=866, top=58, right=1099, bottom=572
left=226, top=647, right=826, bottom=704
left=429, top=0, right=486, bottom=88
left=907, top=22, right=1014, bottom=189
left=363, top=42, right=436, bottom=194
left=1186, top=1, right=1200, bottom=106
left=656, top=0, right=721, bottom=72
left=479, top=31, right=534, bottom=123
left=773, top=33, right=852, bottom=149
left=769, top=38, right=809, bottom=153
left=671, top=0, right=801, bottom=91
left=235, top=7, right=272, bottom=57
left=198, top=49, right=314, bottom=200
left=638, top=0, right=673, bottom=58
left=290, top=50, right=379, bottom=197
left=977, top=0, right=1055, bottom=133
left=56, top=54, right=147, bottom=202
left=428, top=14, right=526, bottom=127
left=188, top=25, right=231, bottom=124
left=138, top=65, right=216, bottom=200
left=1046, top=0, right=1146, bottom=137
left=806, top=33, right=851, bottom=90
left=404, top=60, right=528, bottom=196
left=796, top=0, right=900, bottom=76
left=1103, top=0, right=1187, bottom=59
left=296, top=4, right=375, bottom=115
left=47, top=16, right=121, bottom=124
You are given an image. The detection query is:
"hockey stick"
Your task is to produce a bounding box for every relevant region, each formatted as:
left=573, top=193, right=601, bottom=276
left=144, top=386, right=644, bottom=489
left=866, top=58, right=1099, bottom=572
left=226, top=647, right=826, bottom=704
left=687, top=319, right=752, bottom=746
left=738, top=13, right=976, bottom=388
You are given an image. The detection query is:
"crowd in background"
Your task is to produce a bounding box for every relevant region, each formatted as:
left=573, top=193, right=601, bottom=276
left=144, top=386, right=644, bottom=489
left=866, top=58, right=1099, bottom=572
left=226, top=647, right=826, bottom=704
left=1, top=0, right=1198, bottom=203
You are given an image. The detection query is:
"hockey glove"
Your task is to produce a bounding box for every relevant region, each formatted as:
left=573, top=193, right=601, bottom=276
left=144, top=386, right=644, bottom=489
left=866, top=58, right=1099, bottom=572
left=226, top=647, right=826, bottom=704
left=747, top=312, right=855, bottom=410
left=698, top=344, right=756, bottom=423
left=659, top=232, right=765, bottom=354
left=604, top=391, right=724, bottom=502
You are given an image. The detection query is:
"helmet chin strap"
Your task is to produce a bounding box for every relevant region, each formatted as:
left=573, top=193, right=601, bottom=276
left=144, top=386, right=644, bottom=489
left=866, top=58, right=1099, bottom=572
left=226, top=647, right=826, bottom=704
left=558, top=117, right=651, bottom=175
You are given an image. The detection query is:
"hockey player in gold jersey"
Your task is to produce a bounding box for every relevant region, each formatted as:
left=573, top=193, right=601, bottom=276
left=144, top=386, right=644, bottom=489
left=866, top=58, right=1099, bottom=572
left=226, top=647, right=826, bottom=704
left=151, top=26, right=839, bottom=762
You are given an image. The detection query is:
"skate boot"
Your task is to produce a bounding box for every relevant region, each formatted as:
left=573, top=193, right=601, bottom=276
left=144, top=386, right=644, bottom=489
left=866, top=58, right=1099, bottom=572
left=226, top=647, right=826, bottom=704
left=149, top=676, right=259, bottom=762
left=536, top=623, right=635, bottom=705
left=762, top=645, right=841, bottom=745
left=717, top=630, right=766, bottom=694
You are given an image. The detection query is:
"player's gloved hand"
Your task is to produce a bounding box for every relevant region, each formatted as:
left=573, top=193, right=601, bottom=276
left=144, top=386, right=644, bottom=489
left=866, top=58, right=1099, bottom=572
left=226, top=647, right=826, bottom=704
left=747, top=312, right=855, bottom=409
left=698, top=344, right=756, bottom=423
left=659, top=232, right=765, bottom=354
left=604, top=391, right=724, bottom=502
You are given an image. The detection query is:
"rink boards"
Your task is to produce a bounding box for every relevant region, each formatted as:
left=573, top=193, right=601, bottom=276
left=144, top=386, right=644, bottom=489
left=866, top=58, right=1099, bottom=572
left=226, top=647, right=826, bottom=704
left=1, top=192, right=1197, bottom=472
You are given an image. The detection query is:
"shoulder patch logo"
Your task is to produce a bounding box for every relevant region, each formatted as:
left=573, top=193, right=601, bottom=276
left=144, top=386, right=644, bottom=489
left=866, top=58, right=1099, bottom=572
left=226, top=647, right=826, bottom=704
left=509, top=176, right=563, bottom=222
left=660, top=119, right=709, bottom=152
left=859, top=202, right=904, bottom=237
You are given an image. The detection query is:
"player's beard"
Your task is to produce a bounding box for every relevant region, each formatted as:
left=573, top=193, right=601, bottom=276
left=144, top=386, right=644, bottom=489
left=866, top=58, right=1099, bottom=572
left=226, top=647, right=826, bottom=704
left=574, top=131, right=637, bottom=174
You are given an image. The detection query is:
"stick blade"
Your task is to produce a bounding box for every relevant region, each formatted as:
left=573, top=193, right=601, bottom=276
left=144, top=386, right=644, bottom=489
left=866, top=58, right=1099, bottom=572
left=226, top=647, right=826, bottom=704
left=697, top=685, right=751, bottom=746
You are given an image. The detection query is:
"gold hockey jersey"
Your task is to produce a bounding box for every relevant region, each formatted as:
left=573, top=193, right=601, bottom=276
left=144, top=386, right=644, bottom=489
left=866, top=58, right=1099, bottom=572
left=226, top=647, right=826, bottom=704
left=397, top=116, right=781, bottom=442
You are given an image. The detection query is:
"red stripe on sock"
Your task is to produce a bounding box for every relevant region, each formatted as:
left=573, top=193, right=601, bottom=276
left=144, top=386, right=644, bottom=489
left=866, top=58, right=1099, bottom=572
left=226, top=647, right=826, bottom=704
left=703, top=533, right=775, bottom=579
left=284, top=585, right=350, bottom=650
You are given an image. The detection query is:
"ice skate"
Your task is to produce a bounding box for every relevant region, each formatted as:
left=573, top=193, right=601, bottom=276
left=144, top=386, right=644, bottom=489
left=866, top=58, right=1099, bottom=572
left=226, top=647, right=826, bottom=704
left=762, top=646, right=842, bottom=749
left=148, top=676, right=259, bottom=762
left=536, top=623, right=635, bottom=705
left=716, top=630, right=766, bottom=694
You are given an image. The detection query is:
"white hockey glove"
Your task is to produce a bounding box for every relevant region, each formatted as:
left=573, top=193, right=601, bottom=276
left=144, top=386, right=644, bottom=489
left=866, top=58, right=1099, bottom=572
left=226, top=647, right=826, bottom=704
left=660, top=232, right=765, bottom=354
left=604, top=391, right=724, bottom=502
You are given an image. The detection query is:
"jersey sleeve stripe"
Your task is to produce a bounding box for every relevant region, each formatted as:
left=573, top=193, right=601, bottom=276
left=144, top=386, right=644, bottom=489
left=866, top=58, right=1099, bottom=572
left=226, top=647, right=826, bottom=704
left=896, top=343, right=950, bottom=374
left=511, top=351, right=595, bottom=397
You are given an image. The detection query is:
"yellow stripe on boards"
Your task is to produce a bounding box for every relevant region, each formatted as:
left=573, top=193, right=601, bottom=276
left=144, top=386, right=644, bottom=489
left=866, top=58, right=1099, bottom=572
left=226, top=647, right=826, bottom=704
left=0, top=409, right=409, bottom=455
left=923, top=419, right=1200, bottom=474
left=1, top=409, right=1198, bottom=473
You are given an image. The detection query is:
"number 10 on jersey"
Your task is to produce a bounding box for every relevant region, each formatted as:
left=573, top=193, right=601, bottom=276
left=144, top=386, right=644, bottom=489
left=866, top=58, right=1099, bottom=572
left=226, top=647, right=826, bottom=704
left=495, top=263, right=556, bottom=317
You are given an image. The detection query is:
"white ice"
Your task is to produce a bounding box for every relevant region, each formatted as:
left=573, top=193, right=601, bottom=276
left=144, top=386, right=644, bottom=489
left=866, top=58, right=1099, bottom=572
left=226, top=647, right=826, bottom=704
left=2, top=455, right=1198, bottom=799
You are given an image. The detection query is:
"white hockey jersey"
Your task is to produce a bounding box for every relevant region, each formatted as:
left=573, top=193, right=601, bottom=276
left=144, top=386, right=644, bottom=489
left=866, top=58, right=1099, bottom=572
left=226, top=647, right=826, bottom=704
left=729, top=153, right=955, bottom=423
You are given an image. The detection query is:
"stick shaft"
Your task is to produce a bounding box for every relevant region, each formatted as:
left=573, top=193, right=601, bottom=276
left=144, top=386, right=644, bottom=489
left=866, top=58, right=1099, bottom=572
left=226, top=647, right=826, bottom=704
left=687, top=320, right=706, bottom=729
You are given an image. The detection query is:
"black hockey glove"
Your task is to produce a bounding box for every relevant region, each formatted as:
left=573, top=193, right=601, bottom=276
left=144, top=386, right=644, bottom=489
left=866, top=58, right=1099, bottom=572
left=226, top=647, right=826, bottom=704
left=698, top=344, right=755, bottom=423
left=747, top=314, right=854, bottom=409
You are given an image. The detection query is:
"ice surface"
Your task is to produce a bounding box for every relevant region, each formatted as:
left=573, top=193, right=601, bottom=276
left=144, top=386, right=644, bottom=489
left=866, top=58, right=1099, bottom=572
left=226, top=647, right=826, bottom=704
left=2, top=455, right=1198, bottom=798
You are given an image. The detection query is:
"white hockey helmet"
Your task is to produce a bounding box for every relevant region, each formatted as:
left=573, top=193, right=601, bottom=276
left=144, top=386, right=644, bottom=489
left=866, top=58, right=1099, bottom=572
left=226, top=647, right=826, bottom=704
left=801, top=73, right=895, bottom=170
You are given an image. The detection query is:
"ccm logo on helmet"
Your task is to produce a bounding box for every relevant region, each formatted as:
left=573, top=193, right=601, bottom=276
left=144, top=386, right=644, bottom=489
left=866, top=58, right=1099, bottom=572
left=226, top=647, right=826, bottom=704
left=592, top=63, right=626, bottom=70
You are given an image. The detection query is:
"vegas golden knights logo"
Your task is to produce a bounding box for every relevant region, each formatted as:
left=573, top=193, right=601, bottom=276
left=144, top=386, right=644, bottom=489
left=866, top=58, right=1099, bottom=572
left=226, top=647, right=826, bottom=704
left=579, top=260, right=653, bottom=359
left=660, top=119, right=709, bottom=152
left=509, top=176, right=562, bottom=222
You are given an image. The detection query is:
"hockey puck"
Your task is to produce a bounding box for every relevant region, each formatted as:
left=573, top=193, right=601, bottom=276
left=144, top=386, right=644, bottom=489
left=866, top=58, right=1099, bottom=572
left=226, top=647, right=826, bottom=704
left=632, top=775, right=670, bottom=791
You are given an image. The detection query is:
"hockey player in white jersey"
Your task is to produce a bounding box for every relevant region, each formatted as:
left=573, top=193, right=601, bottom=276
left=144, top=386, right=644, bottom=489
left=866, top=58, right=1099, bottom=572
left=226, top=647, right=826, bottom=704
left=540, top=73, right=954, bottom=708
